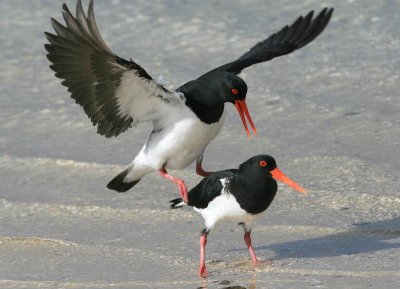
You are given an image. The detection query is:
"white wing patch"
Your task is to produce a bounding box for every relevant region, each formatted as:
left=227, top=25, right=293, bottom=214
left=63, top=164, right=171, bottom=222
left=116, top=68, right=181, bottom=125
left=220, top=177, right=231, bottom=193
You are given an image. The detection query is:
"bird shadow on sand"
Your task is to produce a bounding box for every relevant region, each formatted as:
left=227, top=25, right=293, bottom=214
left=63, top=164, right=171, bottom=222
left=233, top=217, right=400, bottom=259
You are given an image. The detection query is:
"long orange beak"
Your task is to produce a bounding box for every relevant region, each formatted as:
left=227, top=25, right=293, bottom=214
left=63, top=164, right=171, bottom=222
left=271, top=167, right=307, bottom=195
left=234, top=100, right=257, bottom=137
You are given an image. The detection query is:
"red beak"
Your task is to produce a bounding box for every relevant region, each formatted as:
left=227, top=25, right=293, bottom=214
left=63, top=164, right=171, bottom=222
left=234, top=100, right=257, bottom=137
left=271, top=168, right=307, bottom=195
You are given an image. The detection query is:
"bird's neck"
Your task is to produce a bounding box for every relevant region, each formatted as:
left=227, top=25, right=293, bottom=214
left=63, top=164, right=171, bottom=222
left=178, top=80, right=226, bottom=124
left=230, top=176, right=277, bottom=214
left=185, top=97, right=225, bottom=124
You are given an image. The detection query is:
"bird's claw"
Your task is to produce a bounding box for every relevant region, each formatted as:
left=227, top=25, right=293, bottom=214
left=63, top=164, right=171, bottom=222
left=198, top=266, right=208, bottom=278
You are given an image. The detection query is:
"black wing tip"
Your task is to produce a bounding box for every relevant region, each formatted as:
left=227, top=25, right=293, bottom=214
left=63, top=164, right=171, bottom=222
left=293, top=7, right=333, bottom=47
left=306, top=10, right=315, bottom=17
left=317, top=7, right=334, bottom=18
left=301, top=7, right=334, bottom=19
left=50, top=17, right=57, bottom=25
left=44, top=31, right=54, bottom=41
left=50, top=17, right=66, bottom=31
left=326, top=7, right=334, bottom=18
left=62, top=3, right=69, bottom=12
left=202, top=6, right=335, bottom=75
left=44, top=44, right=53, bottom=54
left=323, top=7, right=334, bottom=12
left=304, top=7, right=334, bottom=20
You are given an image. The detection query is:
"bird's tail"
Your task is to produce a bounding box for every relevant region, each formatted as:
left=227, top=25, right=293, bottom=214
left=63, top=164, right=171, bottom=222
left=107, top=164, right=141, bottom=193
left=169, top=198, right=185, bottom=209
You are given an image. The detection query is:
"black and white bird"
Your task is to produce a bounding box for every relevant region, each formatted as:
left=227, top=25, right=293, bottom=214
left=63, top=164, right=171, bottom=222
left=45, top=0, right=332, bottom=202
left=170, top=155, right=306, bottom=278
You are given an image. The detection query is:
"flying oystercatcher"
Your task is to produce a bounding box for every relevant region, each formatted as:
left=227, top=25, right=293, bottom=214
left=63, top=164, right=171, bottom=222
left=170, top=155, right=306, bottom=277
left=45, top=0, right=332, bottom=202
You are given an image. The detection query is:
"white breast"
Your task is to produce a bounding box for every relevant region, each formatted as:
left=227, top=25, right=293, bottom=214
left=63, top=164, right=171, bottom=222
left=134, top=104, right=226, bottom=170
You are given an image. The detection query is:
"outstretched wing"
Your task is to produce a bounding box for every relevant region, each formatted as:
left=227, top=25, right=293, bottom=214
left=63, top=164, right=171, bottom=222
left=45, top=0, right=181, bottom=138
left=201, top=8, right=334, bottom=76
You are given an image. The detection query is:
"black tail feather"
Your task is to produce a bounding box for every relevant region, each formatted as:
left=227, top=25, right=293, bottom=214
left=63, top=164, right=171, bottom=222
left=107, top=166, right=140, bottom=193
left=169, top=198, right=184, bottom=209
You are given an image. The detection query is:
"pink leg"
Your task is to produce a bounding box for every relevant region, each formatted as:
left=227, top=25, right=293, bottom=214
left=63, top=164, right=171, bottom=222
left=198, top=232, right=209, bottom=278
left=159, top=166, right=188, bottom=203
left=196, top=157, right=212, bottom=177
left=244, top=231, right=259, bottom=265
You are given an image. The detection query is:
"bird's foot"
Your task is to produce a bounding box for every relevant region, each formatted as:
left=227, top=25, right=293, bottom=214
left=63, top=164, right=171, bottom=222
left=198, top=266, right=209, bottom=278
left=253, top=259, right=272, bottom=268
left=159, top=167, right=189, bottom=203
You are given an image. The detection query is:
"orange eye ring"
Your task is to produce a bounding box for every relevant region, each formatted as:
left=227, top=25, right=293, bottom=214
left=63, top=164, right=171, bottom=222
left=231, top=88, right=239, bottom=95
left=259, top=160, right=267, bottom=167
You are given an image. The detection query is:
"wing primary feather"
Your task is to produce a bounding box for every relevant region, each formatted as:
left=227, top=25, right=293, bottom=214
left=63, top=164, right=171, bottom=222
left=272, top=25, right=289, bottom=45
left=87, top=0, right=114, bottom=54
left=76, top=0, right=92, bottom=36
left=297, top=9, right=330, bottom=48
left=280, top=16, right=303, bottom=43
left=305, top=8, right=333, bottom=46
left=50, top=18, right=71, bottom=39
left=290, top=11, right=314, bottom=44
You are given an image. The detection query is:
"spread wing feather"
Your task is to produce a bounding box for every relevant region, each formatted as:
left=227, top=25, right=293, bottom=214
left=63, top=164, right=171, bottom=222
left=202, top=8, right=334, bottom=76
left=45, top=0, right=180, bottom=137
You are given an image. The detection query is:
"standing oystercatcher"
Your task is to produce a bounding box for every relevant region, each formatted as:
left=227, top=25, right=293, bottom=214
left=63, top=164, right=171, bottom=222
left=45, top=0, right=332, bottom=202
left=170, top=155, right=306, bottom=277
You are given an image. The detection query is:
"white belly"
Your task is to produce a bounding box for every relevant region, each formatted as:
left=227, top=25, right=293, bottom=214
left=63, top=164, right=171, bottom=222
left=195, top=193, right=260, bottom=229
left=135, top=108, right=226, bottom=170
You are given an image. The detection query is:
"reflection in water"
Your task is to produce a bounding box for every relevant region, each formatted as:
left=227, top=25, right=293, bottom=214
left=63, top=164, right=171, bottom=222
left=249, top=271, right=257, bottom=289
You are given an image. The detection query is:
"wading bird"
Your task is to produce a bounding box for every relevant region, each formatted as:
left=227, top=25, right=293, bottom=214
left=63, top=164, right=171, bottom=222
left=170, top=155, right=306, bottom=277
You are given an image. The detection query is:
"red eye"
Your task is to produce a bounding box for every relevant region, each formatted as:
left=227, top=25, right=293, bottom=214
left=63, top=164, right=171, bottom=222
left=231, top=88, right=239, bottom=95
left=259, top=160, right=267, bottom=167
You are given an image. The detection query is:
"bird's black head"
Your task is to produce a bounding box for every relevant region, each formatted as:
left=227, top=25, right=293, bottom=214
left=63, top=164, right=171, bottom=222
left=180, top=71, right=256, bottom=136
left=195, top=71, right=248, bottom=104
left=238, top=155, right=306, bottom=194
left=239, top=155, right=277, bottom=177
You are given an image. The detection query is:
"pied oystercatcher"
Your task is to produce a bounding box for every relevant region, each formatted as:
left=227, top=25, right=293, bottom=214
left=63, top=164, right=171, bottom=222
left=45, top=0, right=332, bottom=202
left=170, top=155, right=306, bottom=277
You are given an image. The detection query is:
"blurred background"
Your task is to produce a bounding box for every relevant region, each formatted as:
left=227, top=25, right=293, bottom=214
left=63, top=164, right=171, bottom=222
left=0, top=0, right=399, bottom=288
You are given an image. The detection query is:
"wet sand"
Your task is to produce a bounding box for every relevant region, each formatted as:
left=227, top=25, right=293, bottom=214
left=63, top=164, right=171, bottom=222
left=1, top=0, right=399, bottom=288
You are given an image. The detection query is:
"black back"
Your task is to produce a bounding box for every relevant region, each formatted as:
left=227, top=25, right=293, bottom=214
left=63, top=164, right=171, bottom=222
left=187, top=169, right=238, bottom=208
